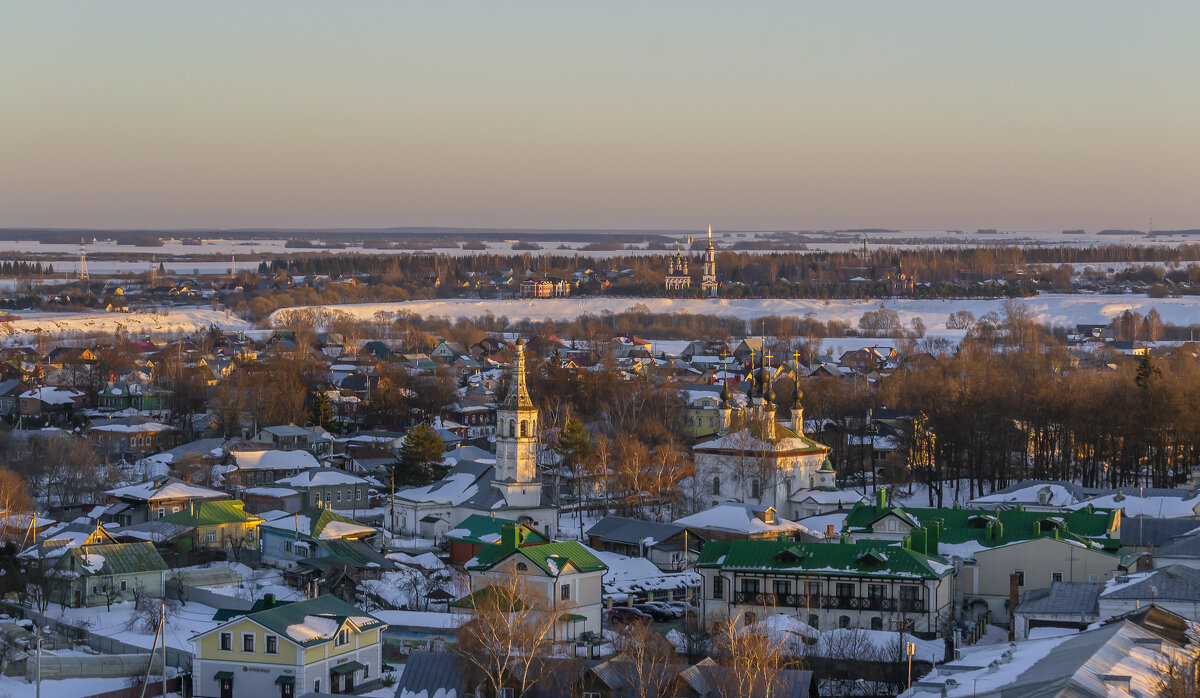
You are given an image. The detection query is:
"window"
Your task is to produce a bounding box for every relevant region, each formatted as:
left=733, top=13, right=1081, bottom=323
left=243, top=633, right=255, bottom=652
left=509, top=421, right=515, bottom=437
left=120, top=579, right=128, bottom=591
left=284, top=541, right=293, bottom=553
left=297, top=546, right=309, bottom=558
left=265, top=635, right=278, bottom=655
left=157, top=508, right=166, bottom=519
left=206, top=530, right=216, bottom=543
left=336, top=629, right=349, bottom=646
left=516, top=562, right=528, bottom=571
left=520, top=420, right=528, bottom=437
left=713, top=576, right=724, bottom=600
left=839, top=615, right=851, bottom=629
left=772, top=580, right=791, bottom=596
left=712, top=477, right=721, bottom=496
left=871, top=617, right=883, bottom=630
left=172, top=506, right=180, bottom=513
left=219, top=632, right=232, bottom=651
left=1088, top=574, right=1100, bottom=583
left=751, top=479, right=761, bottom=499
left=336, top=490, right=342, bottom=502
left=807, top=582, right=822, bottom=597
left=356, top=488, right=362, bottom=501
left=836, top=583, right=854, bottom=598
left=808, top=614, right=819, bottom=629
left=741, top=579, right=760, bottom=594
left=1014, top=570, right=1025, bottom=587
left=867, top=584, right=887, bottom=600
left=561, top=584, right=571, bottom=601
left=1052, top=572, right=1063, bottom=583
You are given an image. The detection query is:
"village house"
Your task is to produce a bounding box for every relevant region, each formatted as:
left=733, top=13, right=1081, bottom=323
left=454, top=526, right=608, bottom=641
left=104, top=477, right=229, bottom=526
left=191, top=594, right=385, bottom=698
left=158, top=499, right=263, bottom=555
left=696, top=537, right=954, bottom=635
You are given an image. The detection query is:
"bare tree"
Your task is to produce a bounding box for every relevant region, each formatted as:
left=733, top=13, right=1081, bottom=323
left=610, top=619, right=677, bottom=698
left=454, top=574, right=564, bottom=697
left=709, top=612, right=792, bottom=698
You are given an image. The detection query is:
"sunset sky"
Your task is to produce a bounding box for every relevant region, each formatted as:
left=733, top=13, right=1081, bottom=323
left=2, top=2, right=1197, bottom=231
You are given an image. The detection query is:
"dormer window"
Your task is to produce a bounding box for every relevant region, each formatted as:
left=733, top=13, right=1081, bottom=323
left=517, top=562, right=528, bottom=571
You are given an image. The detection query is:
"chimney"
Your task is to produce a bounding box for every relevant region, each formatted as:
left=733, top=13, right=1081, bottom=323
left=1008, top=573, right=1020, bottom=641
left=911, top=527, right=927, bottom=555
left=263, top=593, right=275, bottom=609
left=876, top=487, right=887, bottom=512
left=500, top=523, right=519, bottom=549
left=927, top=520, right=940, bottom=556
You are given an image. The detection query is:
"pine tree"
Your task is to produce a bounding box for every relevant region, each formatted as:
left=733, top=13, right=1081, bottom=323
left=310, top=389, right=335, bottom=432
left=394, top=423, right=447, bottom=486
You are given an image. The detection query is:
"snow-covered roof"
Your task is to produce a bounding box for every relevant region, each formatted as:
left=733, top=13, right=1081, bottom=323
left=276, top=470, right=369, bottom=488
left=674, top=503, right=811, bottom=536
left=106, top=478, right=226, bottom=503
left=20, top=387, right=83, bottom=404
left=231, top=449, right=321, bottom=471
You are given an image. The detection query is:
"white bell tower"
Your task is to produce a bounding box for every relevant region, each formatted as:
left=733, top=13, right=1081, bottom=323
left=493, top=338, right=542, bottom=507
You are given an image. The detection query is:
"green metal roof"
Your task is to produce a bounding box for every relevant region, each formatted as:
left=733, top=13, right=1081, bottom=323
left=696, top=539, right=952, bottom=580
left=262, top=507, right=375, bottom=541
left=63, top=542, right=169, bottom=576
left=161, top=500, right=262, bottom=527
left=843, top=500, right=1120, bottom=548
left=467, top=540, right=607, bottom=576
left=331, top=661, right=364, bottom=675
left=237, top=595, right=384, bottom=648
left=446, top=514, right=549, bottom=546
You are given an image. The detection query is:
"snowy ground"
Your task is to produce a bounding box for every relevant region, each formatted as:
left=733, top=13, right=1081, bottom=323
left=0, top=307, right=253, bottom=342
left=48, top=599, right=223, bottom=653
left=0, top=675, right=180, bottom=698
left=269, top=294, right=1200, bottom=333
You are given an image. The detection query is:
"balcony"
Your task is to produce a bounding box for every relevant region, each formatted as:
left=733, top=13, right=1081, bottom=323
left=730, top=592, right=926, bottom=613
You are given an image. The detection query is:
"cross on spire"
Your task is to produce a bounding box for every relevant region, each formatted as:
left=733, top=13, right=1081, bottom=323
left=764, top=350, right=774, bottom=369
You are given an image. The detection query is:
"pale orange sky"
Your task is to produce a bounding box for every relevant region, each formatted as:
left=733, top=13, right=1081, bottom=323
left=1, top=2, right=1197, bottom=231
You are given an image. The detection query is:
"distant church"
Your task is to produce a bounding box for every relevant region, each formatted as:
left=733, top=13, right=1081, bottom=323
left=664, top=226, right=719, bottom=297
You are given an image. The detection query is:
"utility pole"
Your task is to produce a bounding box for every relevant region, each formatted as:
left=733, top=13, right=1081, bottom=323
left=161, top=602, right=167, bottom=698
left=906, top=640, right=915, bottom=698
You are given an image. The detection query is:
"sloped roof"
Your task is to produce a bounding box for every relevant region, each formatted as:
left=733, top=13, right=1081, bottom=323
left=1016, top=582, right=1103, bottom=616
left=160, top=500, right=262, bottom=527
left=230, top=449, right=321, bottom=471
left=844, top=500, right=1119, bottom=547
left=63, top=541, right=168, bottom=576
left=445, top=514, right=549, bottom=546
left=467, top=540, right=607, bottom=576
left=585, top=515, right=688, bottom=547
left=226, top=595, right=383, bottom=648
left=697, top=539, right=952, bottom=580
left=1102, top=565, right=1200, bottom=602
left=262, top=507, right=375, bottom=540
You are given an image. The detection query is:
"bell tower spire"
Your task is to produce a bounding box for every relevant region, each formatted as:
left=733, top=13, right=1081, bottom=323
left=494, top=338, right=541, bottom=507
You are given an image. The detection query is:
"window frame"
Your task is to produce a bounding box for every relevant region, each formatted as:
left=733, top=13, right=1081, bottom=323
left=242, top=632, right=255, bottom=653
left=265, top=635, right=278, bottom=655
left=219, top=632, right=232, bottom=652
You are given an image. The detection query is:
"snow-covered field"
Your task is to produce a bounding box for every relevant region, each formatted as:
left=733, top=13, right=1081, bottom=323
left=271, top=294, right=1200, bottom=332
left=0, top=308, right=253, bottom=342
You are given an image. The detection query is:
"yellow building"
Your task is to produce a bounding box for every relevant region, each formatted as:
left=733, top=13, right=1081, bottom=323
left=192, top=595, right=384, bottom=698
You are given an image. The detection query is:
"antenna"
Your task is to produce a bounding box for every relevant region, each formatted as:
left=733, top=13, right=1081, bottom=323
left=79, top=238, right=89, bottom=280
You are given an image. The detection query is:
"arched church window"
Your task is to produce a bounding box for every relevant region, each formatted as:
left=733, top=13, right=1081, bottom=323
left=712, top=477, right=721, bottom=496
left=509, top=421, right=516, bottom=437
left=520, top=420, right=528, bottom=437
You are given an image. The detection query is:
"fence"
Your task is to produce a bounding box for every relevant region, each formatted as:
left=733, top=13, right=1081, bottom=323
left=164, top=582, right=253, bottom=612
left=0, top=602, right=193, bottom=673
left=83, top=676, right=184, bottom=698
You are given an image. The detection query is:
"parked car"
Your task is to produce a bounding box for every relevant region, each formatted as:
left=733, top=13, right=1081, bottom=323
left=633, top=603, right=674, bottom=622
left=608, top=607, right=652, bottom=624
left=641, top=601, right=682, bottom=618
left=664, top=600, right=696, bottom=616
